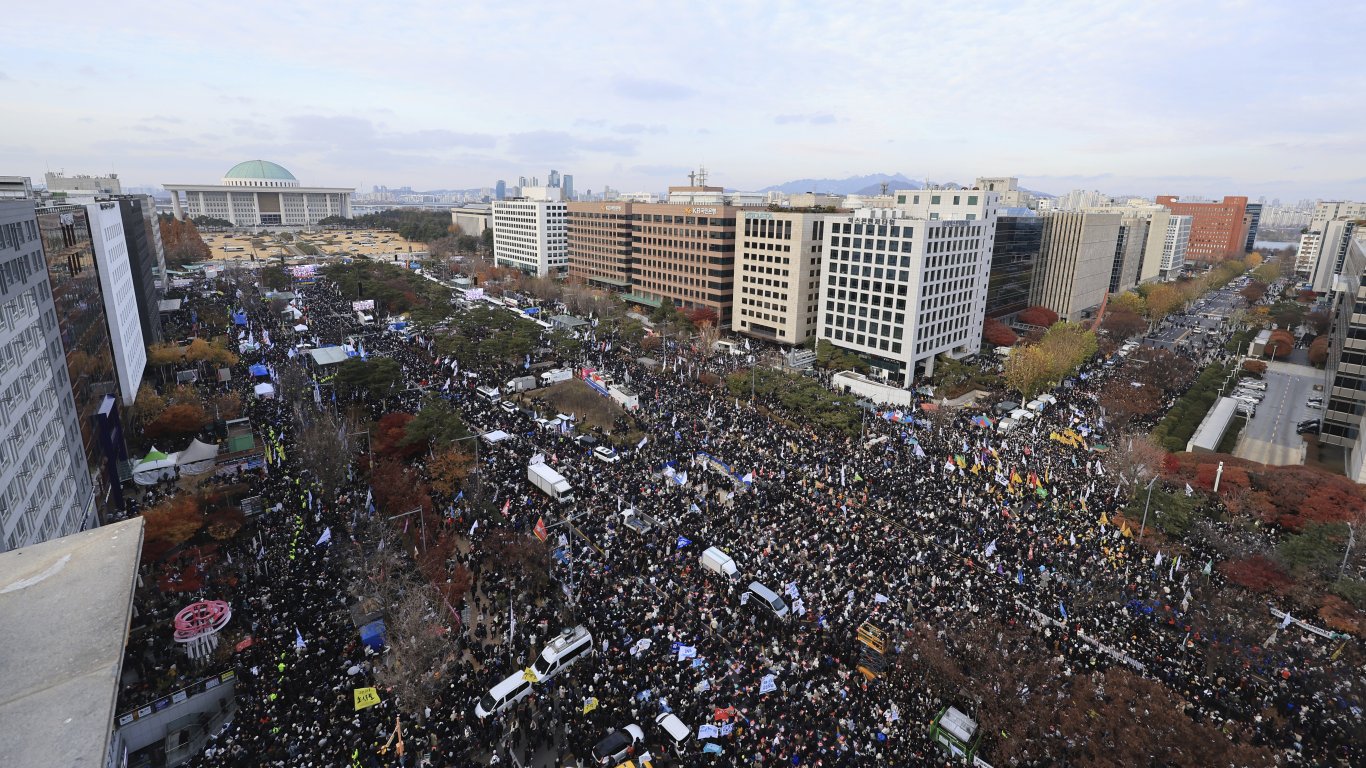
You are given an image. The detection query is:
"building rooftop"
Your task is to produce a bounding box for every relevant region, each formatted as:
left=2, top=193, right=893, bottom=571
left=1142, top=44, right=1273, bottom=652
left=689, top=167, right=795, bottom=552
left=0, top=517, right=144, bottom=768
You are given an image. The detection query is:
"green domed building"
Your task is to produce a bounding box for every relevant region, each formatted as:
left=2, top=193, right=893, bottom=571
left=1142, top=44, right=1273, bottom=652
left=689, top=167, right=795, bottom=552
left=165, top=160, right=352, bottom=228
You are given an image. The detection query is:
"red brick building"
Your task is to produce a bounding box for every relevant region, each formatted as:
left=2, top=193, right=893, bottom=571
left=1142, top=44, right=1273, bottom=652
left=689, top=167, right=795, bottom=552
left=1155, top=195, right=1249, bottom=263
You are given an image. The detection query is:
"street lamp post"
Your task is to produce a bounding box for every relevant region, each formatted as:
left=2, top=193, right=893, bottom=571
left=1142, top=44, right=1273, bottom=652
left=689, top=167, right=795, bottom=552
left=1139, top=476, right=1158, bottom=541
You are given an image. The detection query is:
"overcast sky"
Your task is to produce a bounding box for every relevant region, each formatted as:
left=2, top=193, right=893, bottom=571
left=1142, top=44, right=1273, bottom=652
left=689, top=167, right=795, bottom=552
left=3, top=1, right=1362, bottom=202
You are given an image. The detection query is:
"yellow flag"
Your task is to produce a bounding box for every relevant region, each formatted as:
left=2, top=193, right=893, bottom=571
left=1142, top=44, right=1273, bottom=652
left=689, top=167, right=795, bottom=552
left=1098, top=511, right=1108, bottom=526
left=1121, top=523, right=1133, bottom=538
left=522, top=667, right=539, bottom=683
left=582, top=696, right=599, bottom=714
left=354, top=687, right=381, bottom=711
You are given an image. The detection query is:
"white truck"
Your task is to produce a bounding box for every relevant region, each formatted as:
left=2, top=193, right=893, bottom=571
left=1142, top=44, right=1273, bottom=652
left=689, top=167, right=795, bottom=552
left=540, top=368, right=574, bottom=386
left=607, top=384, right=639, bottom=410
left=504, top=375, right=538, bottom=394
left=528, top=462, right=575, bottom=503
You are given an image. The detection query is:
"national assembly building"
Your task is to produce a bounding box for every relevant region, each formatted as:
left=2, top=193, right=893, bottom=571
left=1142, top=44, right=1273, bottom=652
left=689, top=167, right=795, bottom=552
left=164, top=160, right=352, bottom=228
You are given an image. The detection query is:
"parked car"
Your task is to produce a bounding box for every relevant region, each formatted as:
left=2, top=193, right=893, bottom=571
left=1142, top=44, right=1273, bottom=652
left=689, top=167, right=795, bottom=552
left=593, top=445, right=621, bottom=464
left=500, top=400, right=518, bottom=414
left=592, top=725, right=644, bottom=765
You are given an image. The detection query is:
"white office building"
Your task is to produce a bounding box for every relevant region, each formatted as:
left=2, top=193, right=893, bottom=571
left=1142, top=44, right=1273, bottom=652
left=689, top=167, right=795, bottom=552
left=1158, top=214, right=1192, bottom=280
left=86, top=202, right=146, bottom=406
left=735, top=210, right=834, bottom=345
left=1297, top=202, right=1366, bottom=292
left=491, top=195, right=568, bottom=277
left=0, top=202, right=94, bottom=552
left=817, top=190, right=998, bottom=386
left=165, top=160, right=352, bottom=228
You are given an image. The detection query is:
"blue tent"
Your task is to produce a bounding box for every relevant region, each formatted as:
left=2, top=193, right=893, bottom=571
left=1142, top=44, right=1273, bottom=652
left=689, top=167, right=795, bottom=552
left=248, top=364, right=269, bottom=377
left=360, top=620, right=386, bottom=650
left=523, top=307, right=540, bottom=315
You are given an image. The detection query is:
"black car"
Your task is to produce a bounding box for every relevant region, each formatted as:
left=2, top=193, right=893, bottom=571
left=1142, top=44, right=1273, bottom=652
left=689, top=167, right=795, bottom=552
left=1297, top=419, right=1319, bottom=429
left=1297, top=423, right=1320, bottom=435
left=592, top=725, right=644, bottom=765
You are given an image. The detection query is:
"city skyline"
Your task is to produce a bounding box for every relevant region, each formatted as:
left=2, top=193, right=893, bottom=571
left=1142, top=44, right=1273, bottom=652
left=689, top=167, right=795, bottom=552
left=3, top=1, right=1363, bottom=201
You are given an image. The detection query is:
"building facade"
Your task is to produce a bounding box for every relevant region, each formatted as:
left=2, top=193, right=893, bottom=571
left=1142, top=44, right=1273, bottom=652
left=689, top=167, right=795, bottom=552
left=1320, top=236, right=1366, bottom=482
left=44, top=172, right=121, bottom=196
left=985, top=214, right=1042, bottom=319
left=817, top=194, right=996, bottom=386
left=1159, top=214, right=1193, bottom=280
left=115, top=196, right=164, bottom=345
left=565, top=201, right=634, bottom=292
left=491, top=197, right=568, bottom=277
left=85, top=202, right=145, bottom=406
left=165, top=160, right=352, bottom=228
left=627, top=196, right=747, bottom=325
left=1243, top=202, right=1262, bottom=252
left=1029, top=212, right=1121, bottom=323
left=451, top=204, right=491, bottom=239
left=0, top=202, right=100, bottom=551
left=1297, top=201, right=1366, bottom=291
left=1155, top=195, right=1249, bottom=263
left=1109, top=215, right=1150, bottom=294
left=734, top=210, right=832, bottom=345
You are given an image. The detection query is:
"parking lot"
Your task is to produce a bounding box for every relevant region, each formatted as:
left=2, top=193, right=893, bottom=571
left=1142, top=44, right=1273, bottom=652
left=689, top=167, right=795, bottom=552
left=1233, top=360, right=1328, bottom=465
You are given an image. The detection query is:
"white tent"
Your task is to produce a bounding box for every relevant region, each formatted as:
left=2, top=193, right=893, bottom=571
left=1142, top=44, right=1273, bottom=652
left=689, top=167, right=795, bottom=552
left=133, top=447, right=179, bottom=486
left=253, top=382, right=276, bottom=399
left=481, top=430, right=511, bottom=444
left=293, top=324, right=309, bottom=332
left=281, top=306, right=303, bottom=320
left=176, top=439, right=220, bottom=476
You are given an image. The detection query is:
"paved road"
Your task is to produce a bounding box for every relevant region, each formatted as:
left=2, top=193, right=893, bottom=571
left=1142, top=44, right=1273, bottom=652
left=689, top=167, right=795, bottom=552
left=1234, top=360, right=1326, bottom=465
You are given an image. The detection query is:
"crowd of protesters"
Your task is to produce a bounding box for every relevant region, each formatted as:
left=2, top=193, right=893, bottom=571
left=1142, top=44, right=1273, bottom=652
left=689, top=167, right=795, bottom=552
left=107, top=263, right=1361, bottom=768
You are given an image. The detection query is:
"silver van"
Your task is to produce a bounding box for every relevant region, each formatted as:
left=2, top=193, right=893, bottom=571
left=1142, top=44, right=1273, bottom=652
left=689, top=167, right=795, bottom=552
left=475, top=670, right=533, bottom=719
left=746, top=581, right=789, bottom=619
left=531, top=626, right=593, bottom=681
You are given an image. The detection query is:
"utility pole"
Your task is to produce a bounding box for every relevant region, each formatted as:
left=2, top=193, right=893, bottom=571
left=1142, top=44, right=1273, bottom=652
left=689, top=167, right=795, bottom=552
left=1213, top=461, right=1225, bottom=493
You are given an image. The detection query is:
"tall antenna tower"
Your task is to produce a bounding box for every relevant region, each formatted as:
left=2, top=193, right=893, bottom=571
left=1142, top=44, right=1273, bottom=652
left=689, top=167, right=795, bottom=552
left=696, top=166, right=709, bottom=187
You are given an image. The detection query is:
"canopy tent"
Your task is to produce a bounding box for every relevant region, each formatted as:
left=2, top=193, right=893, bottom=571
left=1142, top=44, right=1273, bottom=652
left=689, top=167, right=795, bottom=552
left=253, top=382, right=276, bottom=399
left=176, top=439, right=219, bottom=475
left=248, top=364, right=269, bottom=377
left=158, top=298, right=183, bottom=312
left=306, top=346, right=349, bottom=367
left=293, top=324, right=309, bottom=332
left=481, top=430, right=511, bottom=444
left=281, top=306, right=304, bottom=320
left=232, top=312, right=248, bottom=326
left=133, top=447, right=179, bottom=486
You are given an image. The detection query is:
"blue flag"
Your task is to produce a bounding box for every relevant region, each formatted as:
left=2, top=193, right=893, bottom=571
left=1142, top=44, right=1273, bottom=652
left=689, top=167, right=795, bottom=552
left=1059, top=601, right=1068, bottom=619
left=1017, top=570, right=1024, bottom=584
left=676, top=536, right=692, bottom=549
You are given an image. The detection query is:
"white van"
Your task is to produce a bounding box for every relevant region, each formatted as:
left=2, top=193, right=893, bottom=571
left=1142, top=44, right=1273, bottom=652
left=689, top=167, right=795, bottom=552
left=1036, top=394, right=1058, bottom=406
left=997, top=418, right=1018, bottom=434
left=656, top=712, right=690, bottom=756
left=1026, top=399, right=1047, bottom=412
left=475, top=385, right=501, bottom=401
left=530, top=626, right=593, bottom=681
left=1009, top=408, right=1036, bottom=422
left=700, top=547, right=739, bottom=580
left=745, top=581, right=789, bottom=619
left=474, top=670, right=533, bottom=719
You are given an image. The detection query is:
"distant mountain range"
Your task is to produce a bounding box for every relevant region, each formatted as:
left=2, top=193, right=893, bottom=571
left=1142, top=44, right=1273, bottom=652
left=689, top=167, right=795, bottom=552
left=756, top=173, right=924, bottom=196
left=756, top=172, right=1054, bottom=199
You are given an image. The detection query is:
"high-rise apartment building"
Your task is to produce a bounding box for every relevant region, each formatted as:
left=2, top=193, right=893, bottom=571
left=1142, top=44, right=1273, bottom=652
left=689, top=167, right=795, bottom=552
left=0, top=202, right=103, bottom=551
left=1028, top=212, right=1122, bottom=323
left=562, top=175, right=574, bottom=202
left=1155, top=195, right=1249, bottom=262
left=1319, top=236, right=1366, bottom=481
left=565, top=201, right=634, bottom=292
left=985, top=214, right=1042, bottom=319
left=491, top=194, right=568, bottom=277
left=627, top=191, right=747, bottom=325
left=734, top=210, right=832, bottom=344
left=817, top=190, right=998, bottom=385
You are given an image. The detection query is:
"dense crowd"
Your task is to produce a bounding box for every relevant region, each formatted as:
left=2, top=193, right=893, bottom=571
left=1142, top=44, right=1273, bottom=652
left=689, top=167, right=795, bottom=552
left=112, top=265, right=1361, bottom=768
